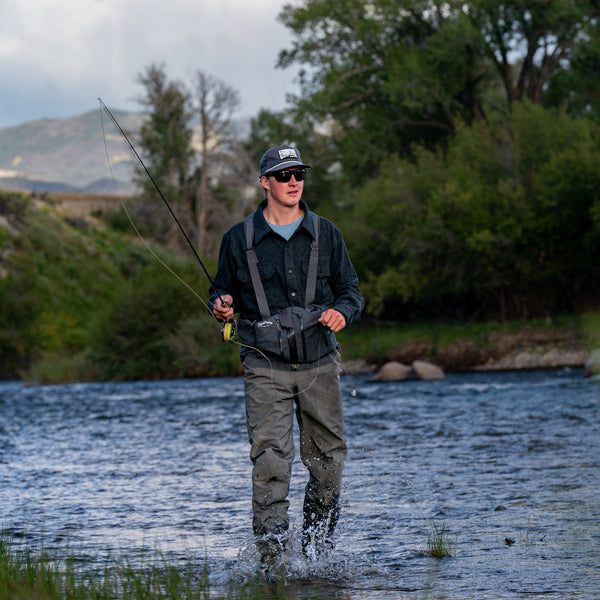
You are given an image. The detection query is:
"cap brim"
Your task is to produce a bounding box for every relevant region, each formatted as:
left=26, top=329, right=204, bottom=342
left=264, top=160, right=311, bottom=174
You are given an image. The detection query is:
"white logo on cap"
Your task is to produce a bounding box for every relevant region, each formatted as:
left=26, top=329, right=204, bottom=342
left=278, top=148, right=298, bottom=159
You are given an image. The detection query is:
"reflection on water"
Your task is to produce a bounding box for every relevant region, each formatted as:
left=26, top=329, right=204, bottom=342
left=1, top=370, right=599, bottom=598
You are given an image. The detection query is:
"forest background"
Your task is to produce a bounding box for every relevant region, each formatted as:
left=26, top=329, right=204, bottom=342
left=2, top=0, right=600, bottom=383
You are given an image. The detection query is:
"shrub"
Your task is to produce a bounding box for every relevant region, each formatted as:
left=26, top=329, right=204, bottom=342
left=89, top=263, right=208, bottom=380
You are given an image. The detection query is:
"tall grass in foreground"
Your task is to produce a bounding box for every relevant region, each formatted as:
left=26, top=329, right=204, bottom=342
left=0, top=532, right=296, bottom=600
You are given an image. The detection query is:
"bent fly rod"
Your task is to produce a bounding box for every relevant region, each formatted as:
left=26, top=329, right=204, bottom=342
left=98, top=97, right=236, bottom=343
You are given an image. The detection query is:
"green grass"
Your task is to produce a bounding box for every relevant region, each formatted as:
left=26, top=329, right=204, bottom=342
left=425, top=522, right=455, bottom=559
left=0, top=531, right=333, bottom=600
left=0, top=530, right=350, bottom=600
left=581, top=311, right=600, bottom=348
left=336, top=313, right=585, bottom=363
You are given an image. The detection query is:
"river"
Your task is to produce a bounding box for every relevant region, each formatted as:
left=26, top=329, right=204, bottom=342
left=1, top=369, right=599, bottom=599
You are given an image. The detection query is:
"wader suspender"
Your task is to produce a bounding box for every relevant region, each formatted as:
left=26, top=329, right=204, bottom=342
left=244, top=214, right=320, bottom=320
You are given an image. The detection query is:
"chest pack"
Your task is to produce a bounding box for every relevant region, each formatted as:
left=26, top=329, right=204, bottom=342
left=236, top=214, right=337, bottom=363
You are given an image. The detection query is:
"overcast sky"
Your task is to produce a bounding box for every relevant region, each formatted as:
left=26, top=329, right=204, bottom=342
left=0, top=0, right=301, bottom=129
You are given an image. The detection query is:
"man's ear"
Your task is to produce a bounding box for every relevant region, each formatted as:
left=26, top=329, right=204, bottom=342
left=260, top=175, right=270, bottom=195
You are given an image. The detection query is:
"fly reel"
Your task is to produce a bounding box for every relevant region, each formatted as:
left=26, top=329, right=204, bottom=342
left=221, top=320, right=237, bottom=344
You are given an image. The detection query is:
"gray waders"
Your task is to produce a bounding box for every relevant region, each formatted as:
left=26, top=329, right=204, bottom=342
left=242, top=215, right=347, bottom=555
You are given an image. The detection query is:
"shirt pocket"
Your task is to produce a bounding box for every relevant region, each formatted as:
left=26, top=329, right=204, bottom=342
left=237, top=263, right=275, bottom=288
left=236, top=266, right=252, bottom=288
left=301, top=259, right=332, bottom=301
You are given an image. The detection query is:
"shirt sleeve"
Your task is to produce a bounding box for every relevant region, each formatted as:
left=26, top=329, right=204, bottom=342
left=329, top=224, right=364, bottom=326
left=209, top=231, right=238, bottom=313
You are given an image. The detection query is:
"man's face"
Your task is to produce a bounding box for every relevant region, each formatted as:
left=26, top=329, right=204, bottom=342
left=261, top=167, right=306, bottom=209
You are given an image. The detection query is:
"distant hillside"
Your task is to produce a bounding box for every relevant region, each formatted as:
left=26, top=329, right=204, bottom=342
left=0, top=110, right=252, bottom=196
left=0, top=109, right=145, bottom=194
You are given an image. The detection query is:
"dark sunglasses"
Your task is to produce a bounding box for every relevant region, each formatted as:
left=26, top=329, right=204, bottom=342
left=270, top=168, right=307, bottom=182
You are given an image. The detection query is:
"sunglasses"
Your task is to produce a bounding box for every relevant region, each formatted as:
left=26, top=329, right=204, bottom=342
left=269, top=168, right=307, bottom=182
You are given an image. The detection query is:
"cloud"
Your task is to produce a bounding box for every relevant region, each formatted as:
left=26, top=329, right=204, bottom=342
left=0, top=0, right=298, bottom=127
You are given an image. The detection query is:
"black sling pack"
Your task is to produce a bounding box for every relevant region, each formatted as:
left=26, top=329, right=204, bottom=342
left=236, top=213, right=337, bottom=363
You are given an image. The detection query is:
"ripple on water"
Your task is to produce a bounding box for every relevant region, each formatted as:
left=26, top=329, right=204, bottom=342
left=1, top=371, right=599, bottom=598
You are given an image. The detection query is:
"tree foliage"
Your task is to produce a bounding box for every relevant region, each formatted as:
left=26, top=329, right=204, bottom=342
left=0, top=273, right=40, bottom=377
left=340, top=103, right=600, bottom=319
left=136, top=65, right=253, bottom=257
left=274, top=0, right=600, bottom=186
left=136, top=64, right=194, bottom=204
left=189, top=70, right=245, bottom=256
left=253, top=0, right=600, bottom=320
left=89, top=263, right=202, bottom=380
left=470, top=0, right=600, bottom=106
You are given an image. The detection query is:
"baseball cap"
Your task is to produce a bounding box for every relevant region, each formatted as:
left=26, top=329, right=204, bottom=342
left=259, top=144, right=311, bottom=177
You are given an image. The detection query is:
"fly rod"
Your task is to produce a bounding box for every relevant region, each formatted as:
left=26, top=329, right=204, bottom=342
left=98, top=97, right=235, bottom=342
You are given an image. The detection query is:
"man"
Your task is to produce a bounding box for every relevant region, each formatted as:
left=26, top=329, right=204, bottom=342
left=210, top=144, right=363, bottom=570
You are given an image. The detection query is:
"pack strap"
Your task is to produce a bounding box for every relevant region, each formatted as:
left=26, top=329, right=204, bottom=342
left=304, top=217, right=320, bottom=306
left=244, top=213, right=320, bottom=320
left=245, top=218, right=271, bottom=320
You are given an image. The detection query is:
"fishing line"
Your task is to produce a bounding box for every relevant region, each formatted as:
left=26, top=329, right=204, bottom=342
left=98, top=99, right=225, bottom=303
left=100, top=110, right=209, bottom=310
left=98, top=97, right=235, bottom=343
left=99, top=98, right=324, bottom=393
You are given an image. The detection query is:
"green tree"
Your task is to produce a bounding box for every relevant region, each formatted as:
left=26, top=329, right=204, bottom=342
left=276, top=0, right=600, bottom=188
left=90, top=263, right=205, bottom=380
left=469, top=0, right=600, bottom=106
left=189, top=70, right=242, bottom=256
left=343, top=103, right=600, bottom=319
left=543, top=14, right=600, bottom=119
left=136, top=63, right=194, bottom=241
left=0, top=273, right=40, bottom=377
left=278, top=0, right=448, bottom=185
left=136, top=65, right=253, bottom=257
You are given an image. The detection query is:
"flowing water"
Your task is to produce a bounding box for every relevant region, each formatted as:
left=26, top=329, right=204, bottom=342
left=1, top=369, right=599, bottom=599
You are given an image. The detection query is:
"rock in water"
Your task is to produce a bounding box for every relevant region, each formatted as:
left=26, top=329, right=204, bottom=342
left=370, top=361, right=411, bottom=382
left=584, top=349, right=600, bottom=377
left=369, top=360, right=445, bottom=382
left=408, top=360, right=445, bottom=380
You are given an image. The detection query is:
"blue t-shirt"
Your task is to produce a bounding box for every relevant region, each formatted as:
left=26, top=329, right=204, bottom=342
left=267, top=215, right=303, bottom=240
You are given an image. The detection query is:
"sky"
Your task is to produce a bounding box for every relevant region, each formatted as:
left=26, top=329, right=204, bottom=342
left=0, top=0, right=301, bottom=129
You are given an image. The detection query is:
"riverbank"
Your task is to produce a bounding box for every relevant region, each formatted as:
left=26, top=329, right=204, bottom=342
left=339, top=320, right=597, bottom=376
left=3, top=188, right=599, bottom=384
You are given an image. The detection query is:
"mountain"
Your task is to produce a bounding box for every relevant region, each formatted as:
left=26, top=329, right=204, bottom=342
left=0, top=109, right=252, bottom=195
left=0, top=109, right=145, bottom=194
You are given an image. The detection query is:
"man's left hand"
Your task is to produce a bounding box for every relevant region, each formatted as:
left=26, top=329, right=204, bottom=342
left=319, top=309, right=346, bottom=333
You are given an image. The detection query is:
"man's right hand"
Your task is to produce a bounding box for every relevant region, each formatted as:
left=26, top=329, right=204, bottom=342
left=213, top=294, right=234, bottom=321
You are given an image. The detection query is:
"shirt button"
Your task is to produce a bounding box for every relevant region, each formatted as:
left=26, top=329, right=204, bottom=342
left=288, top=269, right=293, bottom=274
left=290, top=292, right=296, bottom=297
